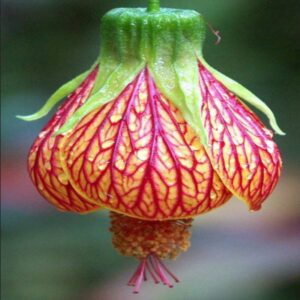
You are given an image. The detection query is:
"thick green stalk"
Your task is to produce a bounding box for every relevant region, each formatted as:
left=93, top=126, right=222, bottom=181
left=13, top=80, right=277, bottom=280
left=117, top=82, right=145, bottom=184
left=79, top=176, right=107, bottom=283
left=147, top=0, right=160, bottom=12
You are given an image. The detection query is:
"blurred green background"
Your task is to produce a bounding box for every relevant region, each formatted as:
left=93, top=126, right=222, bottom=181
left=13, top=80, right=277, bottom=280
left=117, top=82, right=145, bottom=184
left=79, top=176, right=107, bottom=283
left=2, top=0, right=300, bottom=299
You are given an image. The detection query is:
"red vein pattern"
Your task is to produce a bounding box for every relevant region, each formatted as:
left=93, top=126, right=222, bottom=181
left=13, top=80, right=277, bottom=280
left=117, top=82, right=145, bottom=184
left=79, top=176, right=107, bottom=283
left=198, top=62, right=282, bottom=210
left=60, top=69, right=231, bottom=220
left=28, top=66, right=100, bottom=213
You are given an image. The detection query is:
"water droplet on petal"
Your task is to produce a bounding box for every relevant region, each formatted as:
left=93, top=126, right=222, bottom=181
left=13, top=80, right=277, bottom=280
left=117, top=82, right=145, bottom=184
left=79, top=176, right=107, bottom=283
left=58, top=173, right=68, bottom=185
left=249, top=162, right=256, bottom=171
left=115, top=159, right=125, bottom=171
left=110, top=114, right=122, bottom=123
left=265, top=140, right=275, bottom=153
left=213, top=143, right=220, bottom=153
left=76, top=87, right=82, bottom=94
left=210, top=192, right=217, bottom=199
left=87, top=155, right=94, bottom=162
left=38, top=183, right=44, bottom=191
left=102, top=140, right=114, bottom=149
left=262, top=128, right=273, bottom=138
left=216, top=124, right=225, bottom=133
left=48, top=137, right=55, bottom=150
left=38, top=131, right=47, bottom=139
left=45, top=162, right=52, bottom=171
left=98, top=160, right=108, bottom=171
left=246, top=174, right=252, bottom=180
left=136, top=149, right=149, bottom=161
left=232, top=135, right=243, bottom=145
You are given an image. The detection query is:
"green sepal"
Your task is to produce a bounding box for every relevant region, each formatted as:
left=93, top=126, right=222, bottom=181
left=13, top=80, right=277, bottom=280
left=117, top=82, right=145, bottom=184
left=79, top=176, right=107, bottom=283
left=56, top=8, right=208, bottom=140
left=20, top=7, right=210, bottom=145
left=55, top=61, right=144, bottom=135
left=16, top=66, right=96, bottom=121
left=152, top=63, right=208, bottom=146
left=148, top=17, right=208, bottom=146
left=199, top=57, right=285, bottom=136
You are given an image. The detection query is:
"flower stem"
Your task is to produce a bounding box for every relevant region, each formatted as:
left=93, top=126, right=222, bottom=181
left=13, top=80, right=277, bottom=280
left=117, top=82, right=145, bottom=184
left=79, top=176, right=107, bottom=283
left=147, top=0, right=160, bottom=12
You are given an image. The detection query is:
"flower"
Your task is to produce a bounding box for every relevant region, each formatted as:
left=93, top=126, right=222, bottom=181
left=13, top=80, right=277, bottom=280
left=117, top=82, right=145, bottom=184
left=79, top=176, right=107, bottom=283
left=18, top=0, right=284, bottom=293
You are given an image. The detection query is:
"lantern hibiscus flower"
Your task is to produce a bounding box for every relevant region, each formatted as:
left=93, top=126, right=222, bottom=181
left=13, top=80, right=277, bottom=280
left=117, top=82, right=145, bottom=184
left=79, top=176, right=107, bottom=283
left=19, top=0, right=284, bottom=293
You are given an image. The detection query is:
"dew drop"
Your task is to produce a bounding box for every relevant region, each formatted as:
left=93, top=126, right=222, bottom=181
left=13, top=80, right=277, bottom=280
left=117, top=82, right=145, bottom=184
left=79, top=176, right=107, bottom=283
left=77, top=96, right=82, bottom=103
left=56, top=110, right=62, bottom=117
left=215, top=124, right=225, bottom=133
left=102, top=140, right=114, bottom=149
left=97, top=161, right=108, bottom=171
left=262, top=128, right=273, bottom=138
left=246, top=174, right=252, bottom=180
left=190, top=145, right=200, bottom=151
left=30, top=147, right=37, bottom=155
left=87, top=155, right=94, bottom=162
left=232, top=135, right=243, bottom=145
left=60, top=131, right=68, bottom=136
left=58, top=173, right=68, bottom=185
left=249, top=162, right=256, bottom=171
left=45, top=162, right=52, bottom=171
left=213, top=143, right=220, bottom=152
left=37, top=183, right=44, bottom=191
left=137, top=167, right=144, bottom=174
left=136, top=149, right=149, bottom=161
left=69, top=151, right=75, bottom=157
left=210, top=192, right=217, bottom=199
left=115, top=159, right=125, bottom=171
left=76, top=87, right=82, bottom=94
left=38, top=131, right=47, bottom=139
left=129, top=123, right=137, bottom=132
left=262, top=158, right=271, bottom=165
left=265, top=140, right=275, bottom=153
left=110, top=114, right=122, bottom=123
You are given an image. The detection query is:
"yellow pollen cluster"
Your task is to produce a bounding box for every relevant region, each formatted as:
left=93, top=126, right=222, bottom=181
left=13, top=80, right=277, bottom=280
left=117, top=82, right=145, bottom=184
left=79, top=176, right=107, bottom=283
left=110, top=212, right=193, bottom=260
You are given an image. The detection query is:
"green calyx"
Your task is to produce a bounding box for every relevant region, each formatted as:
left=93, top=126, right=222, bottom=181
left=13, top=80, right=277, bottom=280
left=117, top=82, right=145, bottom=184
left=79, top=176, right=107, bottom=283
left=98, top=8, right=205, bottom=62
left=83, top=7, right=207, bottom=143
left=19, top=2, right=284, bottom=143
left=23, top=6, right=209, bottom=144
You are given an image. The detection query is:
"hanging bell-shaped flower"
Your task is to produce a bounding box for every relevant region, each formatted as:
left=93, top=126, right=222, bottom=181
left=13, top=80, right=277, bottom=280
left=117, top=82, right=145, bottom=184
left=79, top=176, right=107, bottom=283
left=19, top=0, right=284, bottom=293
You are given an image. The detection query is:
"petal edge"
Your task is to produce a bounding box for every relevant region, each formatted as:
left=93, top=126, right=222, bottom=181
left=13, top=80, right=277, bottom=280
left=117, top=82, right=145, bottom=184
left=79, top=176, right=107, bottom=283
left=199, top=62, right=282, bottom=210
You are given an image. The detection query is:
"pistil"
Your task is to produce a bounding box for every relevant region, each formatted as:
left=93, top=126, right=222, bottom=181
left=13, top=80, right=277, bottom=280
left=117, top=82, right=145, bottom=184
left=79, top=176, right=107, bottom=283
left=109, top=211, right=193, bottom=292
left=128, top=254, right=180, bottom=293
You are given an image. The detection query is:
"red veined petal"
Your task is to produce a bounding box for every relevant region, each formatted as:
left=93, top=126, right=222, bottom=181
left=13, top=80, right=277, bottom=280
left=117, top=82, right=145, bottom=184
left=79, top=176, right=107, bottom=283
left=28, top=66, right=101, bottom=213
left=60, top=68, right=231, bottom=220
left=199, top=62, right=282, bottom=210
